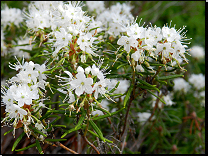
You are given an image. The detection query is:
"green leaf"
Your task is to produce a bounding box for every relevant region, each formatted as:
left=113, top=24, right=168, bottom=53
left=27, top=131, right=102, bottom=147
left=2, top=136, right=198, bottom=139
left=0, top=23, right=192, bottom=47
left=52, top=125, right=66, bottom=128
left=169, top=114, right=182, bottom=124
left=75, top=111, right=86, bottom=130
left=12, top=132, right=25, bottom=151
left=107, top=42, right=117, bottom=50
left=89, top=120, right=105, bottom=142
left=36, top=140, right=44, bottom=154
left=40, top=111, right=52, bottom=120
left=147, top=89, right=166, bottom=104
left=15, top=143, right=36, bottom=151
left=109, top=81, right=120, bottom=93
left=162, top=111, right=173, bottom=122
left=92, top=107, right=124, bottom=120
left=61, top=125, right=86, bottom=138
left=4, top=129, right=13, bottom=136
left=137, top=85, right=160, bottom=92
left=155, top=77, right=167, bottom=85
left=137, top=78, right=157, bottom=89
left=29, top=126, right=47, bottom=137
left=45, top=138, right=67, bottom=142
left=95, top=106, right=111, bottom=116
left=117, top=64, right=126, bottom=69
left=87, top=130, right=113, bottom=143
left=123, top=84, right=133, bottom=108
left=51, top=57, right=65, bottom=73
left=150, top=140, right=159, bottom=152
left=157, top=74, right=184, bottom=80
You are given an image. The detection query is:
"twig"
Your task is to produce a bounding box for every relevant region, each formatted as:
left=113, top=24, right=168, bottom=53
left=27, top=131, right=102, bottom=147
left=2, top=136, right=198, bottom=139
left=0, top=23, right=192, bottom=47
left=81, top=133, right=100, bottom=154
left=55, top=142, right=79, bottom=154
left=130, top=94, right=161, bottom=151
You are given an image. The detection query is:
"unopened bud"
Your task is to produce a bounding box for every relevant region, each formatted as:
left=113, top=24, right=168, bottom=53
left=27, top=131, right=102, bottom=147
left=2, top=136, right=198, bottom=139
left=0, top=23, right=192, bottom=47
left=131, top=59, right=135, bottom=67
left=144, top=61, right=150, bottom=67
left=126, top=55, right=130, bottom=61
left=71, top=59, right=76, bottom=65
left=117, top=53, right=122, bottom=58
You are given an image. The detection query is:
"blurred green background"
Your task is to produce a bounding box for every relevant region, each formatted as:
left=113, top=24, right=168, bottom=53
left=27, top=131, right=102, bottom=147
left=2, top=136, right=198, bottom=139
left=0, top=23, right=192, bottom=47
left=1, top=1, right=205, bottom=47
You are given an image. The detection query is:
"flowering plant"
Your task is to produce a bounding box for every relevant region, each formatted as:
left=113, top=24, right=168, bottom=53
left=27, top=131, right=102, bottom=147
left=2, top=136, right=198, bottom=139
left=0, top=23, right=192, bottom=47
left=1, top=1, right=205, bottom=154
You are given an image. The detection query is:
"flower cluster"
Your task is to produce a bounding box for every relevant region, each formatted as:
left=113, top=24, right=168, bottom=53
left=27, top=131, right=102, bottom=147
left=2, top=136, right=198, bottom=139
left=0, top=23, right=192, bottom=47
left=56, top=62, right=114, bottom=115
left=118, top=22, right=190, bottom=69
left=1, top=4, right=24, bottom=28
left=1, top=57, right=49, bottom=138
left=24, top=1, right=101, bottom=64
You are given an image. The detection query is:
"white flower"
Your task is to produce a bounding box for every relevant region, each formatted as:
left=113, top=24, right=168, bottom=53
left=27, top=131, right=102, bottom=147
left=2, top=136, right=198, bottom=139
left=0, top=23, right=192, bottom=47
left=86, top=1, right=105, bottom=14
left=70, top=72, right=93, bottom=96
left=136, top=64, right=144, bottom=72
left=162, top=26, right=181, bottom=42
left=35, top=121, right=44, bottom=130
left=52, top=28, right=72, bottom=56
left=137, top=112, right=154, bottom=122
left=5, top=104, right=27, bottom=120
left=85, top=66, right=91, bottom=75
left=173, top=78, right=191, bottom=93
left=117, top=36, right=138, bottom=52
left=155, top=43, right=174, bottom=59
left=131, top=49, right=144, bottom=62
left=1, top=5, right=24, bottom=28
left=12, top=84, right=39, bottom=107
left=93, top=79, right=108, bottom=99
left=91, top=64, right=100, bottom=77
left=189, top=46, right=205, bottom=59
left=188, top=74, right=205, bottom=90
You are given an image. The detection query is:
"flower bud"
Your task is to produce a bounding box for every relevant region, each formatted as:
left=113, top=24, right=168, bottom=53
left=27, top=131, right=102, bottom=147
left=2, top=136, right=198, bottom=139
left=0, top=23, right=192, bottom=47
left=144, top=61, right=150, bottom=67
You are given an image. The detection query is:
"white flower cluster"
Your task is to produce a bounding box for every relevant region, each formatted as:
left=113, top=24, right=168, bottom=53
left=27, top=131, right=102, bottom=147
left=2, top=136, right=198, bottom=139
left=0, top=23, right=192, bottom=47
left=189, top=46, right=205, bottom=59
left=24, top=1, right=101, bottom=60
left=56, top=63, right=113, bottom=113
left=152, top=91, right=175, bottom=109
left=188, top=74, right=205, bottom=90
left=86, top=1, right=105, bottom=14
left=1, top=4, right=24, bottom=28
left=137, top=112, right=154, bottom=123
left=1, top=57, right=48, bottom=137
left=173, top=78, right=191, bottom=93
left=96, top=2, right=134, bottom=37
left=118, top=22, right=190, bottom=66
left=1, top=29, right=7, bottom=56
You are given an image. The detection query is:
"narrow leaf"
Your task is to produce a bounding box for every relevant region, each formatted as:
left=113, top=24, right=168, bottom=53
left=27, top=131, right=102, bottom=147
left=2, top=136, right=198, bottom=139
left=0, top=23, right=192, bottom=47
left=29, top=126, right=47, bottom=137
left=61, top=125, right=86, bottom=138
left=123, top=85, right=133, bottom=107
left=92, top=107, right=124, bottom=120
left=157, top=74, right=184, bottom=80
left=36, top=140, right=44, bottom=154
left=12, top=132, right=25, bottom=151
left=88, top=130, right=113, bottom=143
left=15, top=143, right=36, bottom=151
left=89, top=120, right=105, bottom=142
left=109, top=81, right=120, bottom=93
left=147, top=90, right=166, bottom=104
left=4, top=129, right=13, bottom=136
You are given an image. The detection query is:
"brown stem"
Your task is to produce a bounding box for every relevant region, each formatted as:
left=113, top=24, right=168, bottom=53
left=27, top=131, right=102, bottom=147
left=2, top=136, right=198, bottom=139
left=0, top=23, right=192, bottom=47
left=130, top=94, right=161, bottom=151
left=56, top=142, right=78, bottom=154
left=81, top=133, right=100, bottom=154
left=119, top=90, right=134, bottom=139
left=152, top=66, right=162, bottom=82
